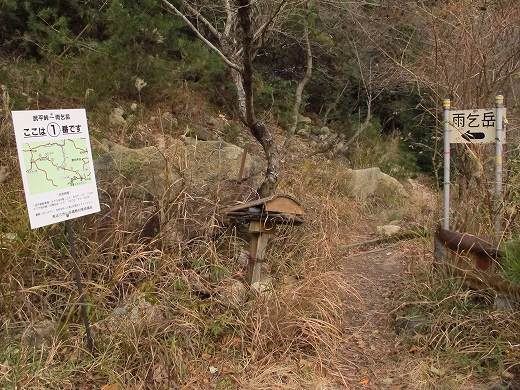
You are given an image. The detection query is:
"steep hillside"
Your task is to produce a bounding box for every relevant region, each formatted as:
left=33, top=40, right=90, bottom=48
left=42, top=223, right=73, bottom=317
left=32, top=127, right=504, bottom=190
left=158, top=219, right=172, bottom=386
left=2, top=1, right=520, bottom=389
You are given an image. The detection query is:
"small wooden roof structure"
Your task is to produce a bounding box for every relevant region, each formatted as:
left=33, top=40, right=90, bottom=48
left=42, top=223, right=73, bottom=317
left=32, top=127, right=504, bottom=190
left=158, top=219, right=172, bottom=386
left=223, top=195, right=304, bottom=225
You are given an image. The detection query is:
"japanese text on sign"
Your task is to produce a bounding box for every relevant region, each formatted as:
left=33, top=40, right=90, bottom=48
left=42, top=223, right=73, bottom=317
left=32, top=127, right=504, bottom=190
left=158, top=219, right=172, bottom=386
left=448, top=109, right=502, bottom=144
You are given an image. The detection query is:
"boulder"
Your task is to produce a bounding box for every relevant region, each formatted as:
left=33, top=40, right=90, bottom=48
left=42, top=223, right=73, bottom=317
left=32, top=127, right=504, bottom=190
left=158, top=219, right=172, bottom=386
left=299, top=115, right=313, bottom=125
left=377, top=225, right=402, bottom=237
left=184, top=115, right=228, bottom=141
left=205, top=115, right=223, bottom=129
left=95, top=141, right=183, bottom=201
left=179, top=137, right=264, bottom=198
left=109, top=107, right=126, bottom=127
left=0, top=166, right=9, bottom=184
left=311, top=126, right=331, bottom=136
left=185, top=126, right=219, bottom=141
left=251, top=275, right=273, bottom=294
left=296, top=127, right=311, bottom=137
left=94, top=137, right=265, bottom=201
left=102, top=293, right=164, bottom=333
left=92, top=138, right=265, bottom=242
left=345, top=167, right=408, bottom=200
left=217, top=279, right=248, bottom=307
left=92, top=141, right=176, bottom=242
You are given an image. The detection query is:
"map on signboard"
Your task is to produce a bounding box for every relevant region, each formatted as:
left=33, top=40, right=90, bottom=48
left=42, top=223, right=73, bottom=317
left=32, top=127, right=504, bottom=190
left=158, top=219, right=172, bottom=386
left=448, top=108, right=502, bottom=144
left=22, top=139, right=93, bottom=195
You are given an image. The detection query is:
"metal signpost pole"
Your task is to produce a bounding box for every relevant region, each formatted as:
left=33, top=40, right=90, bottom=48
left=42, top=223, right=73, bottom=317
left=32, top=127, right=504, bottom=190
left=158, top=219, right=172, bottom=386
left=65, top=218, right=94, bottom=352
left=495, top=95, right=504, bottom=241
left=443, top=99, right=451, bottom=231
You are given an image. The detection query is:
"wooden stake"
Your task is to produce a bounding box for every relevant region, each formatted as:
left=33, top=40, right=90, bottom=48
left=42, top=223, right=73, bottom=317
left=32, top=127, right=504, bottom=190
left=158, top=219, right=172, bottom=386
left=247, top=221, right=275, bottom=285
left=238, top=148, right=247, bottom=182
left=248, top=232, right=271, bottom=284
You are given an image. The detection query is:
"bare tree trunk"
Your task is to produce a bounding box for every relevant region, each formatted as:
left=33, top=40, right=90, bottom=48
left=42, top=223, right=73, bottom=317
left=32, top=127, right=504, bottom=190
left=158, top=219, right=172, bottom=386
left=310, top=98, right=372, bottom=158
left=284, top=22, right=313, bottom=149
left=236, top=0, right=280, bottom=197
left=323, top=81, right=349, bottom=124
left=161, top=0, right=288, bottom=196
left=342, top=41, right=378, bottom=150
left=230, top=67, right=247, bottom=117
left=343, top=112, right=371, bottom=149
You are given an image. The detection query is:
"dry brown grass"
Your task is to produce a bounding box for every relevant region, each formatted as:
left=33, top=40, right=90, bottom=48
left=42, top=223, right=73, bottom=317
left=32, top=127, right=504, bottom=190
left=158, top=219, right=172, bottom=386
left=393, top=241, right=520, bottom=389
left=0, top=93, right=360, bottom=389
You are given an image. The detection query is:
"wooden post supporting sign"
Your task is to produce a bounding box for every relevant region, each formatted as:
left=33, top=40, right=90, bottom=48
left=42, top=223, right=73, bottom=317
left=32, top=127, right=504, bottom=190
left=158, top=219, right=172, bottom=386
left=247, top=221, right=275, bottom=285
left=223, top=195, right=304, bottom=286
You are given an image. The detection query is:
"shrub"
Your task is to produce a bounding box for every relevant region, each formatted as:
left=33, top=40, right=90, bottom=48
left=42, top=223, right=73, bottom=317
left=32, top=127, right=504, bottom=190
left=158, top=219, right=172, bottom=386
left=501, top=240, right=520, bottom=285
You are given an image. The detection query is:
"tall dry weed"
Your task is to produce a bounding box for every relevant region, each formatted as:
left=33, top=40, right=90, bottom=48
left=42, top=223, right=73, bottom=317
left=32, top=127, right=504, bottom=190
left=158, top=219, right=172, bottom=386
left=0, top=144, right=357, bottom=389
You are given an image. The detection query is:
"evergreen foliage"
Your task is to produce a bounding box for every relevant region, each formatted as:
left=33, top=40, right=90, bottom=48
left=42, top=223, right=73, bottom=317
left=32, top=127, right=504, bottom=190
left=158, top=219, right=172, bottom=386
left=1, top=0, right=435, bottom=172
left=502, top=240, right=520, bottom=285
left=1, top=0, right=226, bottom=105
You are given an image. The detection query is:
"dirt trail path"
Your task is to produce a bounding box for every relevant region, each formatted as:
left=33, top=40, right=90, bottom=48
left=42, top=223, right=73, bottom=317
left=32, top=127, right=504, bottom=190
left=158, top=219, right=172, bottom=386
left=340, top=241, right=416, bottom=389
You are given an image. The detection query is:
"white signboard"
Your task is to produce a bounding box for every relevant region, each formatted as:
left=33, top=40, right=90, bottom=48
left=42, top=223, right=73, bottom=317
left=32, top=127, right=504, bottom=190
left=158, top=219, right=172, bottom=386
left=448, top=108, right=502, bottom=144
left=11, top=109, right=100, bottom=229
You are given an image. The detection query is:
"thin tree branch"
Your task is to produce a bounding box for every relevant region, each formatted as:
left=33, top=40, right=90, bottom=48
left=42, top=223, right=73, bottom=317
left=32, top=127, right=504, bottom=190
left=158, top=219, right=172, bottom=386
left=160, top=0, right=241, bottom=71
left=223, top=0, right=234, bottom=37
left=284, top=22, right=313, bottom=149
left=183, top=1, right=222, bottom=41
left=236, top=0, right=280, bottom=196
left=252, top=0, right=288, bottom=49
left=236, top=0, right=256, bottom=125
left=323, top=81, right=349, bottom=123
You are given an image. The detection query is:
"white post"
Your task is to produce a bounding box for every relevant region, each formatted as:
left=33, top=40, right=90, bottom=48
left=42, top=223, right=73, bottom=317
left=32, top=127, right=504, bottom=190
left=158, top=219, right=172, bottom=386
left=443, top=99, right=451, bottom=231
left=495, top=95, right=505, bottom=241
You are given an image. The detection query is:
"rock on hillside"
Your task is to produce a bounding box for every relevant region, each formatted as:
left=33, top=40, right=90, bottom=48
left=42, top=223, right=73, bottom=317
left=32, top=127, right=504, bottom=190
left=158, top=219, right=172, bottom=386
left=92, top=137, right=265, bottom=242
left=95, top=137, right=264, bottom=198
left=345, top=167, right=408, bottom=200
left=95, top=141, right=182, bottom=201
left=180, top=137, right=264, bottom=198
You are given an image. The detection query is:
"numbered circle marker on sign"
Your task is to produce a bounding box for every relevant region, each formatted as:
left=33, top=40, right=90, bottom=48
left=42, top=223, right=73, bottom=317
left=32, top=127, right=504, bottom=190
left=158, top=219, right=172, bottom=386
left=47, top=122, right=61, bottom=137
left=11, top=109, right=101, bottom=229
